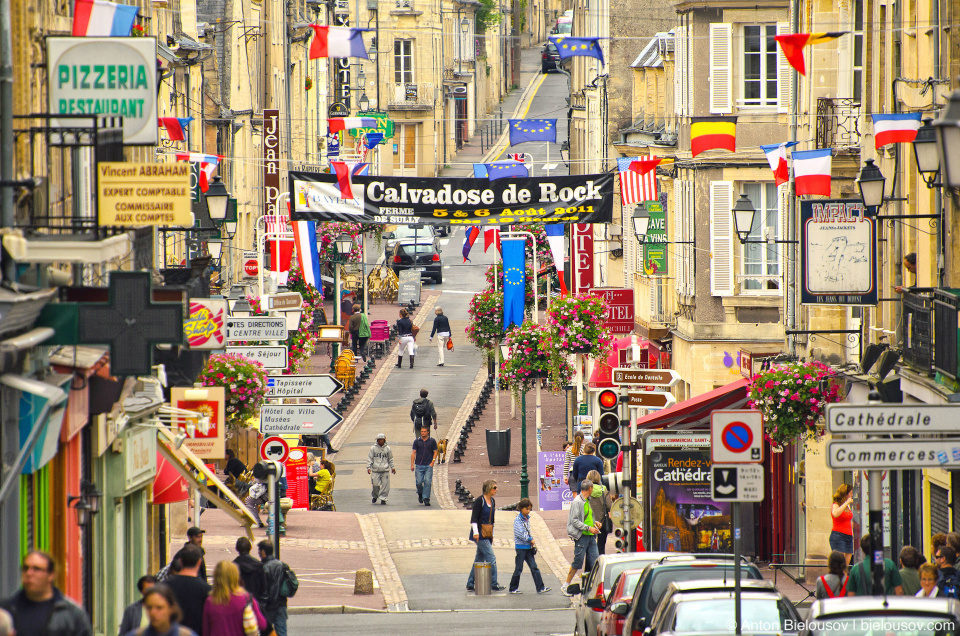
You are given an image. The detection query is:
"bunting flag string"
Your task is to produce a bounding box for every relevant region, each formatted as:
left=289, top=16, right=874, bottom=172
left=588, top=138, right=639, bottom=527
left=792, top=148, right=834, bottom=196
left=158, top=117, right=193, bottom=142
left=308, top=25, right=369, bottom=59
left=760, top=141, right=798, bottom=186
left=292, top=221, right=322, bottom=290
left=872, top=113, right=922, bottom=148
left=774, top=32, right=847, bottom=75
left=174, top=153, right=223, bottom=192
left=462, top=227, right=480, bottom=262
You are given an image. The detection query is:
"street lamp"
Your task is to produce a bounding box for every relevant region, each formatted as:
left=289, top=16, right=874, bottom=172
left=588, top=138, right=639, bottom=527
left=334, top=233, right=353, bottom=257
left=67, top=480, right=102, bottom=528
left=460, top=15, right=470, bottom=33
left=933, top=87, right=960, bottom=190
left=207, top=238, right=223, bottom=265
left=732, top=194, right=757, bottom=244
left=232, top=296, right=253, bottom=318
left=358, top=93, right=370, bottom=111
left=204, top=176, right=230, bottom=221
left=913, top=118, right=941, bottom=187
left=226, top=285, right=244, bottom=312
left=857, top=159, right=886, bottom=210
left=631, top=208, right=650, bottom=243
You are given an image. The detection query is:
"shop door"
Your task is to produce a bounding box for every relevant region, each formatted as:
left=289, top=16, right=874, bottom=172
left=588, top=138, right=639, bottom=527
left=455, top=97, right=467, bottom=150
left=392, top=124, right=417, bottom=176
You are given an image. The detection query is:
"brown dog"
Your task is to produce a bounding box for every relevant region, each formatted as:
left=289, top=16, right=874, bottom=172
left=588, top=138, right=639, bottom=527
left=437, top=438, right=448, bottom=464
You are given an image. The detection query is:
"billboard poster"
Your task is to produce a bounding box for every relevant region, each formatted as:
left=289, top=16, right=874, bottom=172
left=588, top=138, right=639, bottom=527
left=289, top=172, right=614, bottom=226
left=641, top=201, right=668, bottom=275
left=284, top=447, right=309, bottom=509
left=538, top=451, right=575, bottom=511
left=171, top=387, right=226, bottom=459
left=800, top=199, right=877, bottom=305
left=642, top=431, right=731, bottom=553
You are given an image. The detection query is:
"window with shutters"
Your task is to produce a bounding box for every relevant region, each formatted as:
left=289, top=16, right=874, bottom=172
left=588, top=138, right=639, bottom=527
left=709, top=23, right=733, bottom=114
left=741, top=25, right=779, bottom=108
left=709, top=181, right=734, bottom=296
left=394, top=39, right=414, bottom=84
left=739, top=182, right=781, bottom=293
left=931, top=483, right=950, bottom=537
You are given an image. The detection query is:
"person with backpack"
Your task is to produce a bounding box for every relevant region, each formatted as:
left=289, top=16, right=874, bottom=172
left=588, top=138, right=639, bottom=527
left=846, top=534, right=904, bottom=596
left=815, top=551, right=849, bottom=599
left=410, top=388, right=437, bottom=436
left=936, top=546, right=960, bottom=597
left=258, top=540, right=297, bottom=636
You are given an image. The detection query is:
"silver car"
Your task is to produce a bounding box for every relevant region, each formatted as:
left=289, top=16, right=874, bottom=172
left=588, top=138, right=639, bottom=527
left=801, top=596, right=960, bottom=636
left=647, top=581, right=801, bottom=635
left=573, top=552, right=680, bottom=636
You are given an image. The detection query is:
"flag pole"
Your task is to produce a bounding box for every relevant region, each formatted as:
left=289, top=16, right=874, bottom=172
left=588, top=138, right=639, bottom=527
left=494, top=242, right=501, bottom=432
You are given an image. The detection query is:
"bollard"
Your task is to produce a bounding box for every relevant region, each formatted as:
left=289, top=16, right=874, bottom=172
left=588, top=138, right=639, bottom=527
left=354, top=568, right=374, bottom=595
left=473, top=562, right=492, bottom=595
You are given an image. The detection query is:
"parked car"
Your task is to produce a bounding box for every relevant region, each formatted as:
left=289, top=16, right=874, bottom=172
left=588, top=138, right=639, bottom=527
left=621, top=557, right=764, bottom=636
left=801, top=596, right=960, bottom=636
left=391, top=239, right=443, bottom=283
left=573, top=553, right=676, bottom=636
left=542, top=41, right=562, bottom=73
left=596, top=568, right=649, bottom=636
left=383, top=224, right=437, bottom=258
left=646, top=581, right=801, bottom=635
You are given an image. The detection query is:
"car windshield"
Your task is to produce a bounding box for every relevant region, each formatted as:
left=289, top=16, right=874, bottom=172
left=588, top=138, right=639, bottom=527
left=809, top=614, right=958, bottom=636
left=393, top=226, right=434, bottom=240
left=606, top=561, right=656, bottom=589
left=554, top=21, right=572, bottom=34
left=399, top=244, right=436, bottom=255
left=672, top=598, right=790, bottom=634
left=646, top=568, right=747, bottom=613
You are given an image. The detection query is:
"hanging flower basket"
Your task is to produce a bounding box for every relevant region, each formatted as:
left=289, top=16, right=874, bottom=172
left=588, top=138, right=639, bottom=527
left=316, top=222, right=363, bottom=264
left=500, top=321, right=573, bottom=398
left=465, top=288, right=505, bottom=351
left=198, top=353, right=270, bottom=428
left=547, top=292, right=615, bottom=360
left=747, top=360, right=845, bottom=447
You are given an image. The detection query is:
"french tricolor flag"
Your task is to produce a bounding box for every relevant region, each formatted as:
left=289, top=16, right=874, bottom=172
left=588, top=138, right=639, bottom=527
left=292, top=221, right=322, bottom=291
left=872, top=113, right=922, bottom=149
left=328, top=118, right=379, bottom=133
left=309, top=26, right=369, bottom=59
left=462, top=227, right=480, bottom=262
left=545, top=224, right=568, bottom=294
left=484, top=226, right=500, bottom=254
left=72, top=0, right=139, bottom=36
left=175, top=153, right=223, bottom=192
left=792, top=148, right=833, bottom=197
left=330, top=161, right=369, bottom=199
left=760, top=141, right=797, bottom=187
left=158, top=117, right=193, bottom=141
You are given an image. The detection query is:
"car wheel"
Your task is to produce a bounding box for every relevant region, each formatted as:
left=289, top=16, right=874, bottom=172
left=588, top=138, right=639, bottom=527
left=542, top=64, right=549, bottom=74
left=435, top=272, right=443, bottom=284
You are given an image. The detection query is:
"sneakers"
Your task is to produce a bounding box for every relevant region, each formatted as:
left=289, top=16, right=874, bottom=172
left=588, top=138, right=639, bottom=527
left=466, top=586, right=475, bottom=592
left=372, top=497, right=377, bottom=503
left=560, top=586, right=574, bottom=597
left=537, top=587, right=552, bottom=594
left=380, top=500, right=387, bottom=505
left=424, top=499, right=431, bottom=506
left=509, top=589, right=522, bottom=594
left=418, top=494, right=423, bottom=504
left=491, top=584, right=505, bottom=592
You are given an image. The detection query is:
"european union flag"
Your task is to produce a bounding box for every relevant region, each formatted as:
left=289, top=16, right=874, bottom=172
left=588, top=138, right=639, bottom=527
left=509, top=118, right=557, bottom=146
left=473, top=163, right=488, bottom=178
left=502, top=239, right=526, bottom=330
left=484, top=160, right=529, bottom=181
left=549, top=36, right=604, bottom=64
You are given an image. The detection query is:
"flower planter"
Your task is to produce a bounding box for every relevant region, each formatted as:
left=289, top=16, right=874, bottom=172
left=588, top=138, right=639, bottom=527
left=486, top=428, right=511, bottom=466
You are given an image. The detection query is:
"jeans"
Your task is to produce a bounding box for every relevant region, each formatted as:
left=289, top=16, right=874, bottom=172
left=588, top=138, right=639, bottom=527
left=571, top=533, right=599, bottom=572
left=415, top=465, right=433, bottom=501
left=510, top=548, right=545, bottom=592
left=466, top=538, right=498, bottom=588
left=272, top=606, right=287, bottom=636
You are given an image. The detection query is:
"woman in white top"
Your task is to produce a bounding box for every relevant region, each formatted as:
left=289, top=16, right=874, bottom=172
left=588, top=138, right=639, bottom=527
left=917, top=563, right=940, bottom=597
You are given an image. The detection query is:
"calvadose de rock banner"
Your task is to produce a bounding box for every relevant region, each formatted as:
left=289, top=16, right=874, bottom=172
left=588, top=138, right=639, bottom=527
left=288, top=172, right=614, bottom=225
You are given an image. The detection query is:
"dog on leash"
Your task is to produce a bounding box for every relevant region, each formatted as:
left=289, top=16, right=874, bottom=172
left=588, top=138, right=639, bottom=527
left=437, top=438, right=448, bottom=464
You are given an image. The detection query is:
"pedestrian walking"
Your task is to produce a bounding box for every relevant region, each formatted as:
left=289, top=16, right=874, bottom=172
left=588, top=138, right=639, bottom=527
left=348, top=304, right=371, bottom=361
left=899, top=546, right=922, bottom=596
left=814, top=551, right=848, bottom=599
left=586, top=469, right=612, bottom=555
left=563, top=433, right=583, bottom=486
left=569, top=442, right=604, bottom=493
left=429, top=306, right=452, bottom=366
left=396, top=308, right=416, bottom=368
left=124, top=584, right=197, bottom=636
left=847, top=534, right=904, bottom=596
left=411, top=425, right=438, bottom=506
left=936, top=546, right=960, bottom=598
left=466, top=480, right=505, bottom=592
left=233, top=538, right=266, bottom=607
left=368, top=433, right=396, bottom=504
left=829, top=483, right=855, bottom=563
left=410, top=388, right=438, bottom=435
left=202, top=561, right=267, bottom=636
left=119, top=575, right=157, bottom=635
left=259, top=540, right=296, bottom=636
left=1, top=551, right=92, bottom=636
left=357, top=305, right=371, bottom=361
left=509, top=498, right=551, bottom=594
left=563, top=480, right=602, bottom=596
left=164, top=545, right=210, bottom=635
left=917, top=563, right=940, bottom=597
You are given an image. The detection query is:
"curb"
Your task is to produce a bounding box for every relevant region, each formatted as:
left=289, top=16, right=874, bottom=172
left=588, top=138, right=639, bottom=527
left=480, top=70, right=548, bottom=163
left=435, top=365, right=489, bottom=510
left=287, top=605, right=387, bottom=615
left=529, top=511, right=575, bottom=605
left=357, top=512, right=410, bottom=611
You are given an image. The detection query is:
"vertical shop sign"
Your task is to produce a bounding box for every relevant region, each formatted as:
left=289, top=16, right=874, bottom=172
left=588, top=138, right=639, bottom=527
left=263, top=109, right=281, bottom=216
left=573, top=223, right=594, bottom=293
left=642, top=201, right=668, bottom=275
left=333, top=12, right=351, bottom=111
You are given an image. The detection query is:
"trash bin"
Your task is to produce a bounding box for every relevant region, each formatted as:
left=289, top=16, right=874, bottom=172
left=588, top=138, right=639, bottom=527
left=485, top=428, right=511, bottom=466
left=473, top=562, right=492, bottom=596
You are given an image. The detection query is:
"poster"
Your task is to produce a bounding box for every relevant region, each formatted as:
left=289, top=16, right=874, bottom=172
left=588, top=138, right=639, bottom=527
left=184, top=299, right=227, bottom=349
left=641, top=201, right=668, bottom=275
left=289, top=172, right=614, bottom=226
left=538, top=451, right=575, bottom=511
left=171, top=386, right=225, bottom=459
left=284, top=447, right=309, bottom=509
left=800, top=199, right=877, bottom=305
left=642, top=431, right=730, bottom=553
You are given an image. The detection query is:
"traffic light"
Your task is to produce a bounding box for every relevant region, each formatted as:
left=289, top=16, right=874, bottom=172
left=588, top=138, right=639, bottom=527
left=595, top=389, right=621, bottom=461
left=613, top=526, right=629, bottom=552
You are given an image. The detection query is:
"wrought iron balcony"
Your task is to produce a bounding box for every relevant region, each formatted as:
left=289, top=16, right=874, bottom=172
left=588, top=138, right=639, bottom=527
left=901, top=289, right=935, bottom=374
left=387, top=83, right=435, bottom=110
left=934, top=288, right=960, bottom=379
left=816, top=97, right=861, bottom=150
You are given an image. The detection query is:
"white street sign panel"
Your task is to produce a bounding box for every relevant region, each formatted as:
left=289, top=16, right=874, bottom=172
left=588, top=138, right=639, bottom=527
left=710, top=464, right=764, bottom=502
left=226, top=346, right=288, bottom=369
left=827, top=439, right=960, bottom=470
left=260, top=404, right=343, bottom=435
left=611, top=368, right=681, bottom=387
left=226, top=317, right=288, bottom=341
left=826, top=403, right=960, bottom=434
left=711, top=410, right=764, bottom=464
left=259, top=436, right=290, bottom=463
left=266, top=375, right=343, bottom=398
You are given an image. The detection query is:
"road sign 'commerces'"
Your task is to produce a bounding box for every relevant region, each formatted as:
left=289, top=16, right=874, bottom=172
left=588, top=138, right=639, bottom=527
left=826, top=439, right=960, bottom=469
left=260, top=404, right=343, bottom=435
left=97, top=162, right=191, bottom=226
left=826, top=403, right=960, bottom=433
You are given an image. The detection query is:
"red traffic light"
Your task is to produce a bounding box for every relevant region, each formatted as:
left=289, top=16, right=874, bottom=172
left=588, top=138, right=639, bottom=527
left=599, top=389, right=618, bottom=410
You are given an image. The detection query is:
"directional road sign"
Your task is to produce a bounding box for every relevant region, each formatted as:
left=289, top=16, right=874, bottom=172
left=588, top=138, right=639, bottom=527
left=226, top=317, right=288, bottom=341
left=260, top=436, right=290, bottom=463
left=826, top=403, right=960, bottom=434
left=259, top=403, right=343, bottom=435
left=627, top=391, right=677, bottom=409
left=711, top=410, right=763, bottom=464
left=710, top=464, right=764, bottom=502
left=266, top=374, right=343, bottom=399
left=226, top=346, right=288, bottom=369
left=611, top=368, right=681, bottom=387
left=267, top=292, right=303, bottom=311
left=826, top=438, right=960, bottom=470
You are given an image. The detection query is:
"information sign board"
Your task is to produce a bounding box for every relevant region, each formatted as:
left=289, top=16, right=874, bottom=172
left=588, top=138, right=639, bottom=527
left=226, top=346, right=288, bottom=369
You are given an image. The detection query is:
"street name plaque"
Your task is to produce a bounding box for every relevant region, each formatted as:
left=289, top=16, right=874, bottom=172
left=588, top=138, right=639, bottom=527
left=226, top=317, right=288, bottom=341
left=826, top=403, right=960, bottom=434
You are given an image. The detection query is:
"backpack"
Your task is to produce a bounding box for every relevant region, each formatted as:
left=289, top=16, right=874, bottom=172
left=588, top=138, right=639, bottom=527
left=819, top=574, right=848, bottom=598
left=279, top=563, right=299, bottom=598
left=939, top=571, right=960, bottom=599
left=413, top=400, right=430, bottom=421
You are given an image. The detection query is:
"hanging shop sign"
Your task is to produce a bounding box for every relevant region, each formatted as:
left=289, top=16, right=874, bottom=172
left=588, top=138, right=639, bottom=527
left=355, top=111, right=395, bottom=138
left=641, top=200, right=668, bottom=275
left=289, top=172, right=615, bottom=225
left=96, top=162, right=191, bottom=227
left=184, top=299, right=227, bottom=349
left=171, top=386, right=226, bottom=459
left=263, top=109, right=282, bottom=216
left=328, top=103, right=350, bottom=117
left=800, top=199, right=877, bottom=306
left=589, top=288, right=634, bottom=333
left=332, top=14, right=351, bottom=111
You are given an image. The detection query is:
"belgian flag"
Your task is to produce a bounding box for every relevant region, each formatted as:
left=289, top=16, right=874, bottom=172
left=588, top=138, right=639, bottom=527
left=774, top=32, right=846, bottom=76
left=690, top=117, right=737, bottom=158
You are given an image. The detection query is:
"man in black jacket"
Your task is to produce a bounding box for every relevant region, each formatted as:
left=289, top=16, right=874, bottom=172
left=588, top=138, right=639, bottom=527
left=259, top=540, right=290, bottom=636
left=165, top=545, right=210, bottom=635
left=2, top=552, right=91, bottom=636
left=410, top=388, right=438, bottom=436
left=234, top=537, right=266, bottom=606
left=171, top=526, right=207, bottom=581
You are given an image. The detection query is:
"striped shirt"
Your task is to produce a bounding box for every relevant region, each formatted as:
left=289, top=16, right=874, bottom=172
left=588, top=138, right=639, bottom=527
left=513, top=512, right=533, bottom=548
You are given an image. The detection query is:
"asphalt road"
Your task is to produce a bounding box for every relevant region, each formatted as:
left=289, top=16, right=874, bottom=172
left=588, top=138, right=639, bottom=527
left=288, top=608, right=575, bottom=635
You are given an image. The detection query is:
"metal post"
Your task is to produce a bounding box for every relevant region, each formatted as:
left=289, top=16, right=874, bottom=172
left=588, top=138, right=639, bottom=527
left=332, top=264, right=341, bottom=370
left=867, top=391, right=884, bottom=594
left=0, top=0, right=13, bottom=283
left=535, top=381, right=542, bottom=452
left=267, top=469, right=279, bottom=558
left=520, top=391, right=528, bottom=499
left=733, top=501, right=742, bottom=635
left=494, top=347, right=501, bottom=431
left=628, top=406, right=638, bottom=552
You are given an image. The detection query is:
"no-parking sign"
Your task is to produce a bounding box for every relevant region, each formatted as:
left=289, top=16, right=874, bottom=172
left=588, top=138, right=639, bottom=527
left=710, top=410, right=763, bottom=464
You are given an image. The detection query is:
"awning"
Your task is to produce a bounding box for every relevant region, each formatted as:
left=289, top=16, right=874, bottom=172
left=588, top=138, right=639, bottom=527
left=156, top=428, right=256, bottom=540
left=635, top=379, right=750, bottom=430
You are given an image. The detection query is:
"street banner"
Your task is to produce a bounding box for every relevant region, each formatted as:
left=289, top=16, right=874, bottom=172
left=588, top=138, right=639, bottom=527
left=538, top=451, right=574, bottom=511
left=171, top=386, right=226, bottom=459
left=640, top=200, right=668, bottom=275
left=800, top=199, right=877, bottom=305
left=289, top=172, right=614, bottom=225
left=284, top=447, right=310, bottom=509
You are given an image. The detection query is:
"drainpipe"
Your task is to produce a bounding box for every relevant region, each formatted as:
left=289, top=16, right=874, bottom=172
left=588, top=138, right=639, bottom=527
left=0, top=0, right=15, bottom=283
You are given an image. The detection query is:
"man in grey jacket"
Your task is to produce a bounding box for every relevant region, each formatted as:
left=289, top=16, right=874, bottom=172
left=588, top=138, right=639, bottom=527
left=2, top=552, right=92, bottom=636
left=562, top=480, right=601, bottom=596
left=367, top=433, right=396, bottom=505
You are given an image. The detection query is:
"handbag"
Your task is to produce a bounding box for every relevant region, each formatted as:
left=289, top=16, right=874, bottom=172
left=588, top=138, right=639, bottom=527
left=242, top=594, right=259, bottom=636
left=446, top=337, right=454, bottom=351
left=601, top=515, right=613, bottom=534
left=530, top=546, right=538, bottom=556
left=480, top=503, right=494, bottom=539
left=411, top=325, right=421, bottom=339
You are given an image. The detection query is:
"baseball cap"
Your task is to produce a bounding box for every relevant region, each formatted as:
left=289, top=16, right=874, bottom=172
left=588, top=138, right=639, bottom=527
left=187, top=526, right=206, bottom=538
left=377, top=433, right=386, bottom=440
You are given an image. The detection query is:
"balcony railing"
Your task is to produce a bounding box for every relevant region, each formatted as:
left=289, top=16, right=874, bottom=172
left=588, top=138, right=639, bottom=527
left=902, top=289, right=935, bottom=374
left=934, top=288, right=960, bottom=379
left=387, top=83, right=434, bottom=110
left=816, top=97, right=861, bottom=150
